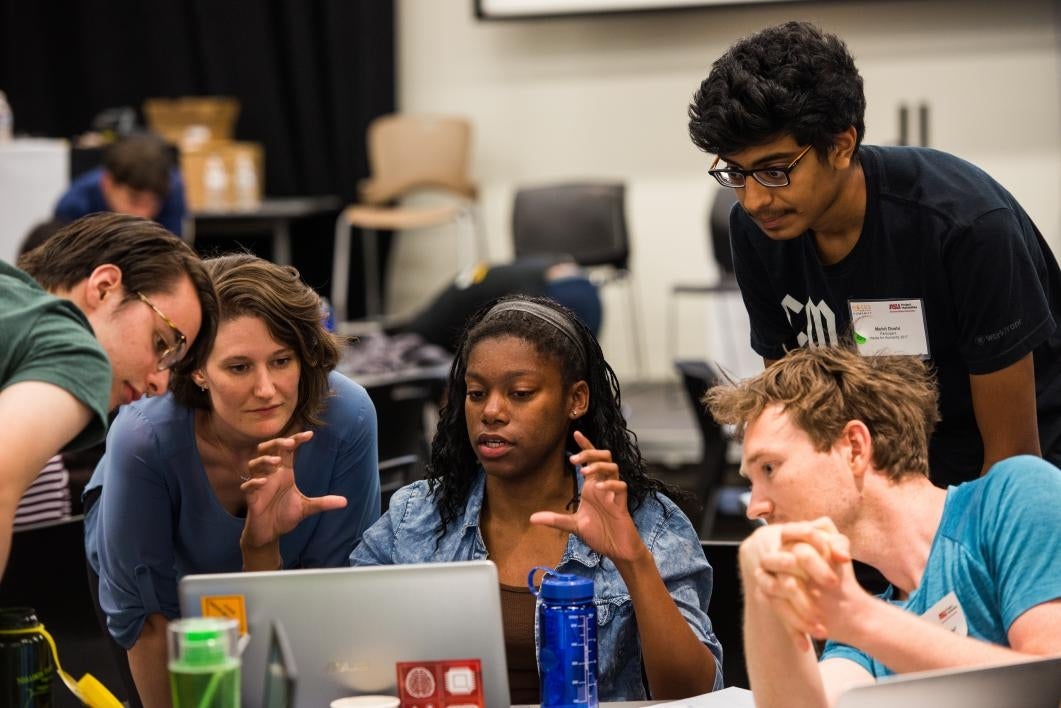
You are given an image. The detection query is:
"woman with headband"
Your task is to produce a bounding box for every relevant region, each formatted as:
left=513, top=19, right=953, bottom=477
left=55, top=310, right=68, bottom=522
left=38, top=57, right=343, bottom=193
left=351, top=295, right=723, bottom=702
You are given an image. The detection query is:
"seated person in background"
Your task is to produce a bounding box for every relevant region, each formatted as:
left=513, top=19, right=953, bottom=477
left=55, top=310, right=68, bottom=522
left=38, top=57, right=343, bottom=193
left=352, top=295, right=723, bottom=703
left=55, top=132, right=187, bottom=236
left=688, top=21, right=1061, bottom=486
left=2, top=213, right=214, bottom=576
left=85, top=254, right=381, bottom=706
left=705, top=346, right=1061, bottom=708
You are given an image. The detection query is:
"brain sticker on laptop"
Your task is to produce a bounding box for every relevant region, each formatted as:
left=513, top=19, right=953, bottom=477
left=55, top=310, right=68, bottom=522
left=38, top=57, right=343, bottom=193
left=396, top=659, right=484, bottom=707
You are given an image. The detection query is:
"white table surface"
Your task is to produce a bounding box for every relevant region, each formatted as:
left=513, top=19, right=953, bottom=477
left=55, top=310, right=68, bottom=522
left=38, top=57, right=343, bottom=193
left=514, top=687, right=754, bottom=708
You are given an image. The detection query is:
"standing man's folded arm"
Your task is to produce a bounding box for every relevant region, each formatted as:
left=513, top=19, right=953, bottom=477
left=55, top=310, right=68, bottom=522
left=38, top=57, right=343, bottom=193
left=970, top=353, right=1041, bottom=475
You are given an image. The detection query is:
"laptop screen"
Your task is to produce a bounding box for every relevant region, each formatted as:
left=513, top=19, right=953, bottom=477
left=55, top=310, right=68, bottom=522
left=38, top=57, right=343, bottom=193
left=178, top=561, right=510, bottom=708
left=835, top=656, right=1061, bottom=708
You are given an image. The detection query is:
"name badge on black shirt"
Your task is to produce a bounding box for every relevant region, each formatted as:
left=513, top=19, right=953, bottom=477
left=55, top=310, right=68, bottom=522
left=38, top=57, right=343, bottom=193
left=849, top=298, right=931, bottom=358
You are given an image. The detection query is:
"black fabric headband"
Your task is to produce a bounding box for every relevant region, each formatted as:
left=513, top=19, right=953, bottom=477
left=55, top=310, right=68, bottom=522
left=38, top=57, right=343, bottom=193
left=482, top=300, right=588, bottom=374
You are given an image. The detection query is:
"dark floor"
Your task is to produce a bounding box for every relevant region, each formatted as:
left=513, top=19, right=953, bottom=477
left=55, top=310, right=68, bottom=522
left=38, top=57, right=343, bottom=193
left=621, top=379, right=754, bottom=543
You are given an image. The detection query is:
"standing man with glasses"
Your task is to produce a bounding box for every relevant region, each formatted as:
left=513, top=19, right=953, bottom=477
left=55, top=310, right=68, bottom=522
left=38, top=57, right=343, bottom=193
left=1, top=213, right=216, bottom=576
left=688, top=21, right=1061, bottom=487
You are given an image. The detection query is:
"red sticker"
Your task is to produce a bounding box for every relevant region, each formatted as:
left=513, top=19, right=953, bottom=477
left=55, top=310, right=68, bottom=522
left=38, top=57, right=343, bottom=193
left=396, top=658, right=484, bottom=708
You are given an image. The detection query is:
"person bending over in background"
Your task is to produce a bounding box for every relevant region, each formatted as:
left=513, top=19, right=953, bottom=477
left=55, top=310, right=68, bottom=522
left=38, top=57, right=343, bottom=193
left=404, top=256, right=602, bottom=353
left=85, top=254, right=380, bottom=707
left=352, top=295, right=723, bottom=703
left=1, top=213, right=214, bottom=576
left=705, top=346, right=1061, bottom=708
left=55, top=131, right=187, bottom=236
left=688, top=21, right=1061, bottom=486
left=339, top=256, right=603, bottom=377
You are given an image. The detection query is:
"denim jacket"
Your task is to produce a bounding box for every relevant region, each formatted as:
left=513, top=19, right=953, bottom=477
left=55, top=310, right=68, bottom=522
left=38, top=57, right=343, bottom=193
left=350, top=470, right=725, bottom=700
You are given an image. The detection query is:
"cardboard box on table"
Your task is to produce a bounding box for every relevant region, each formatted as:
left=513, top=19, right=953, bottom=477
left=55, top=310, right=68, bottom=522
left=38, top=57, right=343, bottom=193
left=143, top=96, right=239, bottom=144
left=143, top=96, right=264, bottom=211
left=179, top=141, right=264, bottom=211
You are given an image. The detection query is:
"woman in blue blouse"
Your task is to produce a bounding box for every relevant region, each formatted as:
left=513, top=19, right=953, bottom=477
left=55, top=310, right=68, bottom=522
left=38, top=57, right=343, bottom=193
left=352, top=296, right=723, bottom=703
left=85, top=254, right=380, bottom=705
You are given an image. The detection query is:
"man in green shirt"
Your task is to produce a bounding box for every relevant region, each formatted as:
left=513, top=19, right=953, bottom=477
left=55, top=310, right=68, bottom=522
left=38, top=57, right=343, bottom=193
left=1, top=213, right=217, bottom=575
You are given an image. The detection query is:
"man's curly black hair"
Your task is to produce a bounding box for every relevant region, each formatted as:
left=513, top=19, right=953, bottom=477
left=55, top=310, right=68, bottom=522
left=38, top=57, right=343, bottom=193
left=425, top=295, right=682, bottom=537
left=688, top=21, right=866, bottom=160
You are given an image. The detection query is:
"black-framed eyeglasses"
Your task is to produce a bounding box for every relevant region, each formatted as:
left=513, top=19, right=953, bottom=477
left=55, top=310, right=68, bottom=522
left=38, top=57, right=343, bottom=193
left=136, top=291, right=188, bottom=371
left=709, top=144, right=814, bottom=189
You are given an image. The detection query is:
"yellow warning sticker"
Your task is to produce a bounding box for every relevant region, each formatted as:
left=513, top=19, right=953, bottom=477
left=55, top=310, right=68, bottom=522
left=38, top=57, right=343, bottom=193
left=200, top=595, right=248, bottom=636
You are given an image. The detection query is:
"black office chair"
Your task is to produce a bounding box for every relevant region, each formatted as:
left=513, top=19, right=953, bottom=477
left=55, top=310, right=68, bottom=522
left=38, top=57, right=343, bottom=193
left=667, top=189, right=741, bottom=362
left=362, top=373, right=446, bottom=511
left=378, top=454, right=422, bottom=512
left=674, top=359, right=738, bottom=539
left=700, top=541, right=748, bottom=689
left=512, top=182, right=644, bottom=376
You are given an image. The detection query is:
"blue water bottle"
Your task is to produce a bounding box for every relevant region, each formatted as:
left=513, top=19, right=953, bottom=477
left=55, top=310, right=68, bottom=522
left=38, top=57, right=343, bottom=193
left=319, top=296, right=335, bottom=332
left=529, top=566, right=599, bottom=708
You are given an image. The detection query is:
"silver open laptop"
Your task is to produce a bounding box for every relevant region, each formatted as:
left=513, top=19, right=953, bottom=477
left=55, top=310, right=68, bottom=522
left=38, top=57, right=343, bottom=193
left=835, top=655, right=1061, bottom=708
left=179, top=560, right=511, bottom=708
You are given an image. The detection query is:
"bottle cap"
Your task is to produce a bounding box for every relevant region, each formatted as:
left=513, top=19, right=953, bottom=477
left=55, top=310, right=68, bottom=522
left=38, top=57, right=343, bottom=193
left=169, top=618, right=236, bottom=668
left=0, top=607, right=40, bottom=631
left=529, top=567, right=593, bottom=602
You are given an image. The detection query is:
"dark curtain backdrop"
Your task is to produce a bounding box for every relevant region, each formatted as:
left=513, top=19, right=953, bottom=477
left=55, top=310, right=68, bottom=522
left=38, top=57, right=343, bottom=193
left=0, top=0, right=395, bottom=317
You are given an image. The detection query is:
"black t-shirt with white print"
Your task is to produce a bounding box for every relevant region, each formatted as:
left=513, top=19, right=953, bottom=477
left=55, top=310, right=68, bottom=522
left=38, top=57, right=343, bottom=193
left=730, top=144, right=1061, bottom=487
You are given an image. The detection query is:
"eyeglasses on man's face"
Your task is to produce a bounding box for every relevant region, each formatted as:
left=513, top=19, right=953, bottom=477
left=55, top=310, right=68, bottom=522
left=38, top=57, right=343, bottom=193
left=136, top=291, right=188, bottom=371
left=709, top=144, right=814, bottom=189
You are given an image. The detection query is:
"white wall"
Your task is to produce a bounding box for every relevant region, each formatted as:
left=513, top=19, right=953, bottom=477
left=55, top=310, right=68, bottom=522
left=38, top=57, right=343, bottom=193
left=393, top=0, right=1061, bottom=380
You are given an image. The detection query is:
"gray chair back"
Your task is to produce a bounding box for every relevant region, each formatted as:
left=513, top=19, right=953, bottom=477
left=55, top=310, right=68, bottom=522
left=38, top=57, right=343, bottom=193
left=675, top=359, right=731, bottom=537
left=512, top=182, right=629, bottom=270
left=700, top=540, right=747, bottom=689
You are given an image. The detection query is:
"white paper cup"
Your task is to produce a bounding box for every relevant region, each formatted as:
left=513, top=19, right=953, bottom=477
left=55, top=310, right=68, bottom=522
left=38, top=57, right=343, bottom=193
left=330, top=696, right=401, bottom=708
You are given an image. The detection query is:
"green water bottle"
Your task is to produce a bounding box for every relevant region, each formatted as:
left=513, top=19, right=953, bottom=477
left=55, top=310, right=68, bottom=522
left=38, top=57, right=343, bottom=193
left=167, top=617, right=240, bottom=708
